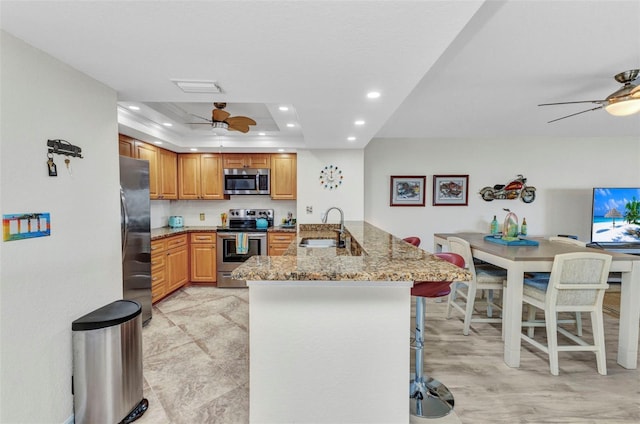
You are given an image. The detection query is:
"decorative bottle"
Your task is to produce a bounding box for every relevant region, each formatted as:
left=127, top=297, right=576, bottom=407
left=490, top=215, right=499, bottom=235
left=520, top=218, right=528, bottom=236
left=503, top=209, right=519, bottom=239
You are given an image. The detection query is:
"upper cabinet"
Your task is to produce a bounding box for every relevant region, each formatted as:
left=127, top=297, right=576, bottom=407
left=119, top=134, right=135, bottom=157
left=270, top=153, right=297, bottom=200
left=178, top=153, right=227, bottom=200
left=119, top=134, right=177, bottom=200
left=222, top=153, right=271, bottom=169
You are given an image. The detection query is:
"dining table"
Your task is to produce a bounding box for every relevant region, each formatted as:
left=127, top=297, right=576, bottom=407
left=433, top=232, right=640, bottom=370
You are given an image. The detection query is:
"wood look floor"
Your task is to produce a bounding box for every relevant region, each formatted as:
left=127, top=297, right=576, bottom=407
left=136, top=286, right=639, bottom=424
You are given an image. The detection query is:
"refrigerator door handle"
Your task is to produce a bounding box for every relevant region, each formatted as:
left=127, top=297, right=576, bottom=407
left=120, top=186, right=129, bottom=261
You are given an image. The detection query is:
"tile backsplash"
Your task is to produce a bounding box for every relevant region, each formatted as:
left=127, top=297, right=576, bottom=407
left=150, top=196, right=296, bottom=229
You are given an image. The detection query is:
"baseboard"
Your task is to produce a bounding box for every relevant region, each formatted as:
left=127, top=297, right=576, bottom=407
left=63, top=413, right=74, bottom=424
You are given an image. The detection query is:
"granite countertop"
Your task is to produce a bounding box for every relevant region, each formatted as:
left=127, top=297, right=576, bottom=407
left=231, top=221, right=472, bottom=282
left=151, top=225, right=297, bottom=240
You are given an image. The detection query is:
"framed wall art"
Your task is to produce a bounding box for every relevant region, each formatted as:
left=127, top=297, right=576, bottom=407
left=433, top=175, right=469, bottom=206
left=390, top=175, right=426, bottom=207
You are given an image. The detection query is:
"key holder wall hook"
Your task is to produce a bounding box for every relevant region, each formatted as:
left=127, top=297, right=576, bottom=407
left=46, top=139, right=83, bottom=158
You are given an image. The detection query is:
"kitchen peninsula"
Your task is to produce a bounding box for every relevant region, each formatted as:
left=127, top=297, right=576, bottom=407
left=232, top=221, right=471, bottom=423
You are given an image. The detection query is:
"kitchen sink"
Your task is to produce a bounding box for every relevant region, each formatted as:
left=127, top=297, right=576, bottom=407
left=299, top=238, right=338, bottom=248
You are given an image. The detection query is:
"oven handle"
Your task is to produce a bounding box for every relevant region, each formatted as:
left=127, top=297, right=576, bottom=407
left=217, top=233, right=267, bottom=240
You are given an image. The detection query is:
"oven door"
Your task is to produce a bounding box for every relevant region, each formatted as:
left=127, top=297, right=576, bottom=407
left=216, top=232, right=267, bottom=287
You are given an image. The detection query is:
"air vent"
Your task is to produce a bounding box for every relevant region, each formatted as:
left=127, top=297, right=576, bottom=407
left=171, top=79, right=222, bottom=93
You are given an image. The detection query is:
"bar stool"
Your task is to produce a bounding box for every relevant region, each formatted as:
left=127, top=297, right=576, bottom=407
left=410, top=251, right=465, bottom=418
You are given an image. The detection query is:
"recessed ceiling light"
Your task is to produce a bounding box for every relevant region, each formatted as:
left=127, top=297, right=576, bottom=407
left=279, top=106, right=289, bottom=111
left=171, top=79, right=221, bottom=93
left=154, top=141, right=163, bottom=145
left=366, top=91, right=381, bottom=99
left=278, top=148, right=285, bottom=152
left=190, top=148, right=198, bottom=152
left=286, top=123, right=295, bottom=128
left=259, top=132, right=266, bottom=136
left=347, top=136, right=356, bottom=141
left=162, top=122, right=173, bottom=127
left=354, top=120, right=365, bottom=126
left=128, top=105, right=140, bottom=111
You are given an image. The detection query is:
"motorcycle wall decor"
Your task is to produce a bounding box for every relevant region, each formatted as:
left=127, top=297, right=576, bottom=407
left=479, top=174, right=536, bottom=203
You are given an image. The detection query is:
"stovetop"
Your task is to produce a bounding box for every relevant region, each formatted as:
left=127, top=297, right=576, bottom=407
left=218, top=208, right=274, bottom=232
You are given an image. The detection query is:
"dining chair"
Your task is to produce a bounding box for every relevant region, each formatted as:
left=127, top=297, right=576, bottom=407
left=525, top=236, right=587, bottom=337
left=446, top=236, right=506, bottom=336
left=521, top=251, right=611, bottom=375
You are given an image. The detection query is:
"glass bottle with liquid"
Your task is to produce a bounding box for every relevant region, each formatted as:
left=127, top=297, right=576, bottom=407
left=490, top=215, right=499, bottom=235
left=520, top=218, right=528, bottom=236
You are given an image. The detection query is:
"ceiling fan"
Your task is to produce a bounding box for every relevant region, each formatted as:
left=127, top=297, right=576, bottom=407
left=539, top=69, right=640, bottom=123
left=189, top=102, right=257, bottom=133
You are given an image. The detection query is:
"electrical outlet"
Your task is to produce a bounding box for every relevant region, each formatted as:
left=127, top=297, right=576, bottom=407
left=199, top=213, right=205, bottom=221
left=306, top=206, right=313, bottom=214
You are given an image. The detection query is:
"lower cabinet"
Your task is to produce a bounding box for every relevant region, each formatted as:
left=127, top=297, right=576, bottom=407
left=190, top=233, right=217, bottom=283
left=151, top=234, right=189, bottom=303
left=268, top=231, right=296, bottom=256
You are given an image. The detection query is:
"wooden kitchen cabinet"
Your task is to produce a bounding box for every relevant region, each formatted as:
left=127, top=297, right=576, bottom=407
left=135, top=142, right=160, bottom=199
left=268, top=231, right=296, bottom=256
left=166, top=234, right=189, bottom=294
left=178, top=153, right=227, bottom=200
left=190, top=233, right=217, bottom=283
left=158, top=148, right=178, bottom=200
left=150, top=238, right=167, bottom=303
left=119, top=134, right=177, bottom=200
left=222, top=153, right=271, bottom=169
left=270, top=153, right=297, bottom=200
left=119, top=134, right=136, bottom=157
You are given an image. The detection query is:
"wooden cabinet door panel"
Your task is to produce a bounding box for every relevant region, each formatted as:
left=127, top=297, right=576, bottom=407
left=119, top=135, right=135, bottom=157
left=190, top=244, right=216, bottom=282
left=271, top=154, right=297, bottom=200
left=178, top=154, right=201, bottom=199
left=135, top=142, right=159, bottom=199
left=166, top=246, right=189, bottom=293
left=200, top=154, right=225, bottom=199
left=159, top=149, right=178, bottom=199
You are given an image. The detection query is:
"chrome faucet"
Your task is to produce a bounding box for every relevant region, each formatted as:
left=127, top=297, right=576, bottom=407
left=322, top=207, right=345, bottom=246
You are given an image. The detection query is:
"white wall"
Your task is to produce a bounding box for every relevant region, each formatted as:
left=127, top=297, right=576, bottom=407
left=0, top=31, right=122, bottom=423
left=365, top=137, right=640, bottom=250
left=296, top=149, right=364, bottom=223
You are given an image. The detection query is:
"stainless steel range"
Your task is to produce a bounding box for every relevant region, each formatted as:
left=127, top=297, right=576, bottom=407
left=216, top=208, right=273, bottom=288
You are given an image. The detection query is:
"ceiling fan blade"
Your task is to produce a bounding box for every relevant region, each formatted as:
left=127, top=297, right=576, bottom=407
left=186, top=122, right=215, bottom=125
left=546, top=105, right=604, bottom=123
left=190, top=113, right=213, bottom=122
left=226, top=116, right=257, bottom=127
left=212, top=109, right=231, bottom=122
left=227, top=123, right=251, bottom=133
left=538, top=100, right=606, bottom=106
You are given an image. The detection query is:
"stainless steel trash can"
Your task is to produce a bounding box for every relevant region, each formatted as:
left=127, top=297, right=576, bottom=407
left=72, top=300, right=148, bottom=424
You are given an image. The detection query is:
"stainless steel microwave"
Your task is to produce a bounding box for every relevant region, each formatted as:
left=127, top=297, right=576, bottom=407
left=223, top=168, right=270, bottom=195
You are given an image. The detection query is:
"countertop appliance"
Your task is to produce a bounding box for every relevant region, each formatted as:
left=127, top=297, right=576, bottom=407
left=223, top=168, right=270, bottom=195
left=216, top=208, right=273, bottom=287
left=120, top=156, right=152, bottom=324
left=168, top=216, right=183, bottom=228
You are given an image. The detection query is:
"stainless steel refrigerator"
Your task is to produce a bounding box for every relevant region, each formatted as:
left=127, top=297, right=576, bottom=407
left=120, top=156, right=152, bottom=325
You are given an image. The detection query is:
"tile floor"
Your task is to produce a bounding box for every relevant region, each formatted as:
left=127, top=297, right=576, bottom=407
left=136, top=285, right=639, bottom=424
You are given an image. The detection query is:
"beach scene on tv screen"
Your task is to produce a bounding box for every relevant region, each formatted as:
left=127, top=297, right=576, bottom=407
left=592, top=188, right=640, bottom=243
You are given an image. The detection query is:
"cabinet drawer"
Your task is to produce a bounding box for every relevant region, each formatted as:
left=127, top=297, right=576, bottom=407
left=166, top=234, right=187, bottom=249
left=152, top=267, right=166, bottom=286
left=151, top=239, right=166, bottom=253
left=151, top=253, right=166, bottom=270
left=269, top=233, right=295, bottom=242
left=190, top=233, right=216, bottom=244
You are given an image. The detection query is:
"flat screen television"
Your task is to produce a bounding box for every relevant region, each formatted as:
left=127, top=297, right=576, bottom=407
left=591, top=187, right=640, bottom=247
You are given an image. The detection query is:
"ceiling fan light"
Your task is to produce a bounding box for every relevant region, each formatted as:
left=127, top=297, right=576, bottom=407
left=211, top=121, right=229, bottom=130
left=605, top=98, right=640, bottom=116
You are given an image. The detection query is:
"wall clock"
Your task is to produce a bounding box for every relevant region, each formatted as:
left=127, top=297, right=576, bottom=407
left=319, top=165, right=343, bottom=189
